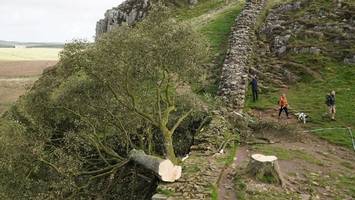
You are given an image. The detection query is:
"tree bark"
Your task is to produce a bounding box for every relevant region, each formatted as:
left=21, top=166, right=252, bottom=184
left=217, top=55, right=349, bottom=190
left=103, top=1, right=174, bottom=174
left=247, top=154, right=283, bottom=185
left=129, top=149, right=182, bottom=182
left=160, top=127, right=178, bottom=164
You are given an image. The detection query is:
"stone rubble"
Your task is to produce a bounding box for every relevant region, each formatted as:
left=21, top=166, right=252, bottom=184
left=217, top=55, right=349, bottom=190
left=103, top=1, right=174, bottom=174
left=219, top=0, right=267, bottom=112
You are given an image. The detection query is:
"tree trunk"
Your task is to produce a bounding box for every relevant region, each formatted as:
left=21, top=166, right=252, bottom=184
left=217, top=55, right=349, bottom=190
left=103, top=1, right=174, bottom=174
left=161, top=128, right=178, bottom=164
left=247, top=154, right=283, bottom=185
left=129, top=149, right=182, bottom=182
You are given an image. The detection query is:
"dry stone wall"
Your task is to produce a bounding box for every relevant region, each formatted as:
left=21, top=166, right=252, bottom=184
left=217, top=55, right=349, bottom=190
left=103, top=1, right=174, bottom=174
left=219, top=0, right=267, bottom=112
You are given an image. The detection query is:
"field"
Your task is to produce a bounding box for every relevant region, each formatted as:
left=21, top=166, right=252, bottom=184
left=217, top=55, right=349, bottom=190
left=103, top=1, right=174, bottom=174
left=0, top=48, right=61, bottom=61
left=0, top=48, right=60, bottom=114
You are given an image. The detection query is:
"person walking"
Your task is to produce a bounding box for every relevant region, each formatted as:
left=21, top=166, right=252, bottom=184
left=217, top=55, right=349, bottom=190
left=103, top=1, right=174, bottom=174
left=251, top=75, right=258, bottom=102
left=326, top=90, right=336, bottom=120
left=278, top=93, right=290, bottom=119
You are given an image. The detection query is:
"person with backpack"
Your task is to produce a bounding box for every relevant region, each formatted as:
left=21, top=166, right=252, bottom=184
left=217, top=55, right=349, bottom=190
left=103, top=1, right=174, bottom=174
left=278, top=93, right=290, bottom=119
left=250, top=75, right=258, bottom=102
left=325, top=90, right=336, bottom=120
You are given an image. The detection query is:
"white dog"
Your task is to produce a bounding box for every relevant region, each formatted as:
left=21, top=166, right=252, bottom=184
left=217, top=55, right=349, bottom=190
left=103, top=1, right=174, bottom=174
left=295, top=112, right=308, bottom=124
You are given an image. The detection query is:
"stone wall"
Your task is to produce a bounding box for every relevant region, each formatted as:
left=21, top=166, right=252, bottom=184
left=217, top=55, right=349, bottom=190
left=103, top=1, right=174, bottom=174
left=96, top=0, right=151, bottom=39
left=219, top=0, right=267, bottom=112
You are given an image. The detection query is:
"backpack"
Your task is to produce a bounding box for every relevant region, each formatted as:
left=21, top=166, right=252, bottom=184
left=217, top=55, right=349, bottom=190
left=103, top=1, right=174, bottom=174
left=325, top=95, right=331, bottom=106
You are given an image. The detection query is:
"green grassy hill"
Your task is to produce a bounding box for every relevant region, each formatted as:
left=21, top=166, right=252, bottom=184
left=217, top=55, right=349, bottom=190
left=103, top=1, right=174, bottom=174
left=246, top=0, right=355, bottom=148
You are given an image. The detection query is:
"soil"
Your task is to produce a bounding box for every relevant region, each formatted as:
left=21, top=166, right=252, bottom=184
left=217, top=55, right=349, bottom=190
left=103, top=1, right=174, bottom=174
left=0, top=60, right=57, bottom=78
left=218, top=146, right=249, bottom=200
left=0, top=60, right=57, bottom=114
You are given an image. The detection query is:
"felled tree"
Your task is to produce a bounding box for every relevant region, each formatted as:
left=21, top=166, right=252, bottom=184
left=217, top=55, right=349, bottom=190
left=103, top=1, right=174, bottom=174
left=0, top=4, right=209, bottom=199
left=81, top=5, right=209, bottom=164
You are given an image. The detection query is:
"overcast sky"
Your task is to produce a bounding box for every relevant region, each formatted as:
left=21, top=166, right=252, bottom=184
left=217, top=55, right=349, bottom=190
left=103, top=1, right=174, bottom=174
left=0, top=0, right=124, bottom=43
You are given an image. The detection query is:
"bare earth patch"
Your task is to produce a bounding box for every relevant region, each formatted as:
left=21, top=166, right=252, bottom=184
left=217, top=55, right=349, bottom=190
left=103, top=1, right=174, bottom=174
left=0, top=60, right=57, bottom=78
left=0, top=60, right=57, bottom=114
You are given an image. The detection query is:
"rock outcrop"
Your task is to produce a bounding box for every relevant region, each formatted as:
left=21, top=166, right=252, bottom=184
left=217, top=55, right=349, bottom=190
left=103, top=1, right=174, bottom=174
left=253, top=0, right=355, bottom=87
left=96, top=0, right=151, bottom=39
left=95, top=0, right=200, bottom=39
left=219, top=0, right=267, bottom=112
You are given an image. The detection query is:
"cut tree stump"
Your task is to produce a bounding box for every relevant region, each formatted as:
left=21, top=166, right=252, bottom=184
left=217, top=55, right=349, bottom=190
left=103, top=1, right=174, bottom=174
left=129, top=149, right=182, bottom=182
left=247, top=154, right=283, bottom=185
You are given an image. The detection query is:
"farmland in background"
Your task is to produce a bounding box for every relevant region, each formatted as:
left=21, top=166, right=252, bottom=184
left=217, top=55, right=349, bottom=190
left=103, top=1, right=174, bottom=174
left=0, top=48, right=60, bottom=114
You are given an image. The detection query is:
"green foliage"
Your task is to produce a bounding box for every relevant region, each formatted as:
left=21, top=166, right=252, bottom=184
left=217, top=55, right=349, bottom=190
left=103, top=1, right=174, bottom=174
left=0, top=5, right=209, bottom=199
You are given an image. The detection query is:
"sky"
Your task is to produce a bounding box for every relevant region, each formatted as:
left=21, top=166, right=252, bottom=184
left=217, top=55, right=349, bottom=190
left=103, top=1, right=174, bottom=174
left=0, top=0, right=124, bottom=43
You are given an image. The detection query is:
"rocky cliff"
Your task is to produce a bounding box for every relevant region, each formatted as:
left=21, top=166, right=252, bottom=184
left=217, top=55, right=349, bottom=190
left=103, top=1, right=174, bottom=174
left=96, top=0, right=151, bottom=39
left=253, top=0, right=355, bottom=87
left=95, top=0, right=199, bottom=39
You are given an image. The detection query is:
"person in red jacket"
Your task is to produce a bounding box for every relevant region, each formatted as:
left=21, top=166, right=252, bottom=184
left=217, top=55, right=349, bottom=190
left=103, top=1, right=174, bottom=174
left=278, top=93, right=290, bottom=119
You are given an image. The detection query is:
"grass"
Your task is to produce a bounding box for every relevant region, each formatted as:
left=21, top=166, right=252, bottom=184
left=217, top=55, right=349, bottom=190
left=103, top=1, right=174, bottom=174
left=245, top=0, right=355, bottom=149
left=234, top=174, right=246, bottom=199
left=197, top=1, right=244, bottom=54
left=253, top=145, right=323, bottom=165
left=286, top=54, right=355, bottom=148
left=223, top=143, right=237, bottom=165
left=306, top=171, right=355, bottom=199
left=254, top=0, right=293, bottom=31
left=183, top=0, right=244, bottom=94
left=234, top=173, right=299, bottom=200
left=175, top=0, right=229, bottom=20
left=0, top=48, right=61, bottom=61
left=210, top=184, right=219, bottom=200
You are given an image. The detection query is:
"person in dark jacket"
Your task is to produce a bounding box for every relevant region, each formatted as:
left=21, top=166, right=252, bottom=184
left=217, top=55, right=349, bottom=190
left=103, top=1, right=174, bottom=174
left=250, top=75, right=258, bottom=102
left=326, top=90, right=336, bottom=120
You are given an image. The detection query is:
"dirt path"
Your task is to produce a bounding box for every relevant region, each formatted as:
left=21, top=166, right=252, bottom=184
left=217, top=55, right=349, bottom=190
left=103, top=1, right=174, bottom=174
left=216, top=108, right=355, bottom=199
left=218, top=146, right=248, bottom=200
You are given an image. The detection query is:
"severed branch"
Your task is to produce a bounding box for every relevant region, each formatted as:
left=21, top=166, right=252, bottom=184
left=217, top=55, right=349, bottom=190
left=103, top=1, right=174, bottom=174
left=128, top=149, right=181, bottom=182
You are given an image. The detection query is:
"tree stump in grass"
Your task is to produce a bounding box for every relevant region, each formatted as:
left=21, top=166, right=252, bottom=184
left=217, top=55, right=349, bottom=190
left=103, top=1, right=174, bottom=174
left=247, top=154, right=283, bottom=185
left=129, top=149, right=182, bottom=182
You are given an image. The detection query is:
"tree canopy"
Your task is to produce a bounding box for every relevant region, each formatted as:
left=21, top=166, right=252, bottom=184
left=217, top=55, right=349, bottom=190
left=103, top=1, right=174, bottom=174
left=0, top=5, right=209, bottom=199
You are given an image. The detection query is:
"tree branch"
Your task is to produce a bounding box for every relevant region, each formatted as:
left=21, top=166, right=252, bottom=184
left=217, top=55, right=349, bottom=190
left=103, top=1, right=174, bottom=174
left=170, top=109, right=193, bottom=134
